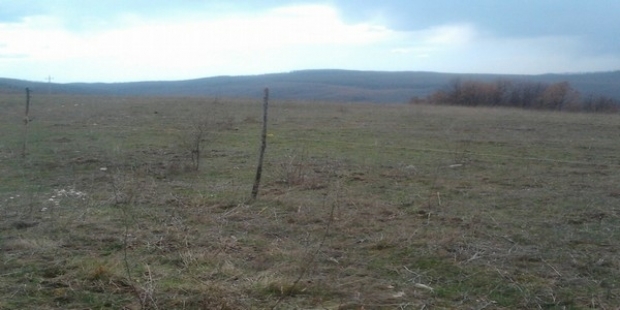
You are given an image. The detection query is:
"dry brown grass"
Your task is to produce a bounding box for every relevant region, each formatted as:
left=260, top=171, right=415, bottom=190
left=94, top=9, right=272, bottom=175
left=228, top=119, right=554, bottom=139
left=1, top=94, right=619, bottom=309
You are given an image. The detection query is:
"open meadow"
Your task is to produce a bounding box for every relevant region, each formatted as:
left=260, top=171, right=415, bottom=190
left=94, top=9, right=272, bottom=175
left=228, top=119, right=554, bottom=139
left=1, top=94, right=619, bottom=309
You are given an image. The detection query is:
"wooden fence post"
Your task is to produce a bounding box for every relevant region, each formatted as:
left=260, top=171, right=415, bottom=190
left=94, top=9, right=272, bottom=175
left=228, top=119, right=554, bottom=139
left=251, top=87, right=269, bottom=201
left=21, top=87, right=31, bottom=158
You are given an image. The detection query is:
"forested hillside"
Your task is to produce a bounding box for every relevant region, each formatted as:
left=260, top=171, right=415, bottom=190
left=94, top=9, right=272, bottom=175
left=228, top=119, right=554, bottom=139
left=2, top=70, right=619, bottom=103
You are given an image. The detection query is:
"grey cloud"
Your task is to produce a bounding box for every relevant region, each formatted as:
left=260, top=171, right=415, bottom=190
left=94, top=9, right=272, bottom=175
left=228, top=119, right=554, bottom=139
left=332, top=0, right=618, bottom=35
left=330, top=0, right=620, bottom=55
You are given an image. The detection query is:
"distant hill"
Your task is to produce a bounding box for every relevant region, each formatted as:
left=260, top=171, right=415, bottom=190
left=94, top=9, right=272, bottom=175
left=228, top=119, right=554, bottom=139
left=2, top=69, right=620, bottom=103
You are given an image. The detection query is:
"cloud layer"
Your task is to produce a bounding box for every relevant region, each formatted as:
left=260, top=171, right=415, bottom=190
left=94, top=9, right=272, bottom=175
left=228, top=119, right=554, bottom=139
left=1, top=1, right=619, bottom=82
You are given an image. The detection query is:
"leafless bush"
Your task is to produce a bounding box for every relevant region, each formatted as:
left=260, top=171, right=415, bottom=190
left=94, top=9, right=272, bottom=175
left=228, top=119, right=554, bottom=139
left=274, top=149, right=326, bottom=190
left=277, top=150, right=309, bottom=186
left=176, top=117, right=212, bottom=172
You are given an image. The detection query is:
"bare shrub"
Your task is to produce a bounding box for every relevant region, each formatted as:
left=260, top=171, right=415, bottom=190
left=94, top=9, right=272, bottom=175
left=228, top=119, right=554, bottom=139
left=274, top=149, right=327, bottom=190
left=175, top=116, right=212, bottom=172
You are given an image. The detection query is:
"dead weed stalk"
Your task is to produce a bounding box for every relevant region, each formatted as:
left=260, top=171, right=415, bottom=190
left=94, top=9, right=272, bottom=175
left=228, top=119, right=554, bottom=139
left=111, top=170, right=160, bottom=309
left=271, top=182, right=340, bottom=309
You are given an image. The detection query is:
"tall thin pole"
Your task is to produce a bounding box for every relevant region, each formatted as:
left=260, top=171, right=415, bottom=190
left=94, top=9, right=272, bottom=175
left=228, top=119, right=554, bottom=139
left=47, top=76, right=52, bottom=94
left=251, top=87, right=269, bottom=201
left=21, top=88, right=32, bottom=158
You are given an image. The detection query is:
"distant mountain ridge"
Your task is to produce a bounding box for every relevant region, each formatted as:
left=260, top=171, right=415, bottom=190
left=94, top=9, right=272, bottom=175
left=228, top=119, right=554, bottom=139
left=2, top=69, right=619, bottom=103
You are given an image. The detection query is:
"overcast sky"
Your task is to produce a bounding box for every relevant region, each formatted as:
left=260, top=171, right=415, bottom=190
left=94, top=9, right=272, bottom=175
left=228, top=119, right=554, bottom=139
left=2, top=0, right=620, bottom=83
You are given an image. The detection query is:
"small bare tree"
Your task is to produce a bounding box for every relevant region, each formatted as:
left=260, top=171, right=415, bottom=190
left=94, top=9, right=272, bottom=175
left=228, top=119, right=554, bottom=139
left=179, top=110, right=214, bottom=172
left=190, top=120, right=209, bottom=171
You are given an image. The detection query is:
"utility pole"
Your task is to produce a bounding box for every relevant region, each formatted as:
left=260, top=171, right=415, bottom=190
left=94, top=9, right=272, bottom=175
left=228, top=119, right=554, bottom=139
left=47, top=75, right=53, bottom=94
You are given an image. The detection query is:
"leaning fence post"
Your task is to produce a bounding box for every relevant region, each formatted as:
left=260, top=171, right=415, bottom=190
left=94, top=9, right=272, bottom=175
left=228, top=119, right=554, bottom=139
left=21, top=87, right=31, bottom=158
left=250, top=87, right=269, bottom=201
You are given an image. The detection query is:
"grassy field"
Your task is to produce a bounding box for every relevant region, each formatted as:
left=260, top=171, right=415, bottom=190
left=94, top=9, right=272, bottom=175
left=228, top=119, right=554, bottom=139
left=1, top=94, right=619, bottom=309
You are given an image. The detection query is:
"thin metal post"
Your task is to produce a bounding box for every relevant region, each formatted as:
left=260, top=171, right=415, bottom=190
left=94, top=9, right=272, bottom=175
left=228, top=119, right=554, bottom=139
left=251, top=87, right=269, bottom=201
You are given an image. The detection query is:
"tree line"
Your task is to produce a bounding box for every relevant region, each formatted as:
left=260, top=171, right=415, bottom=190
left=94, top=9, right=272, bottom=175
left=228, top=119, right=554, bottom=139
left=412, top=79, right=619, bottom=113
